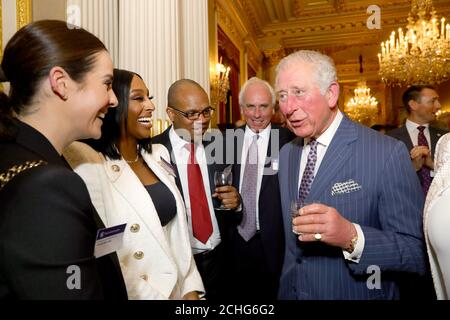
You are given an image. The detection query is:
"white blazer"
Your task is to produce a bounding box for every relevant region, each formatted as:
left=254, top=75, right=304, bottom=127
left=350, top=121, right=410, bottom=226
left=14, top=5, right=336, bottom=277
left=424, top=133, right=450, bottom=300
left=64, top=142, right=204, bottom=300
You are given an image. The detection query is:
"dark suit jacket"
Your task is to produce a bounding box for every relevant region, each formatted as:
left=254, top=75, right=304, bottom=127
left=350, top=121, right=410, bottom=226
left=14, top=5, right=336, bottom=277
left=387, top=125, right=447, bottom=157
left=0, top=120, right=127, bottom=300
left=152, top=126, right=233, bottom=240
left=278, top=116, right=426, bottom=299
left=231, top=124, right=292, bottom=276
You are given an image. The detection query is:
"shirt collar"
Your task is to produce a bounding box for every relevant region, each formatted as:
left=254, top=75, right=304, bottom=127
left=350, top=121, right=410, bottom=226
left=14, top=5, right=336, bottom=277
left=406, top=118, right=429, bottom=131
left=169, top=126, right=196, bottom=152
left=245, top=123, right=271, bottom=140
left=304, top=110, right=343, bottom=147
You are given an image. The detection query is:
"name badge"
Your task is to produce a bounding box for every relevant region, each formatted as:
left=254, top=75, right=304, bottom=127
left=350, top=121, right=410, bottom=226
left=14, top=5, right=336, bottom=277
left=160, top=156, right=177, bottom=177
left=272, top=158, right=279, bottom=171
left=94, top=223, right=126, bottom=258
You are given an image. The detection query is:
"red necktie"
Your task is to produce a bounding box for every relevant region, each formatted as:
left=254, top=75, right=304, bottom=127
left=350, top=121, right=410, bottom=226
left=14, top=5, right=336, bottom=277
left=417, top=126, right=431, bottom=194
left=187, top=143, right=213, bottom=243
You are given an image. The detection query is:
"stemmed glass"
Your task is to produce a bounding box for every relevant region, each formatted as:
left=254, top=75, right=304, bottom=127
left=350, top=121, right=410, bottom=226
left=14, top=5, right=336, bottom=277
left=214, top=168, right=233, bottom=210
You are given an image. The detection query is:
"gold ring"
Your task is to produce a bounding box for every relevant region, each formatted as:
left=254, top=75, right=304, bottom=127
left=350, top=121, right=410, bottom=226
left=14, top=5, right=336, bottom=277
left=314, top=233, right=322, bottom=241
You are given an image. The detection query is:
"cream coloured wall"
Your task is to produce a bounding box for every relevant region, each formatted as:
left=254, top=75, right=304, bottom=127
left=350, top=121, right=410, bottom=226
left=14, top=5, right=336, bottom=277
left=33, top=0, right=66, bottom=21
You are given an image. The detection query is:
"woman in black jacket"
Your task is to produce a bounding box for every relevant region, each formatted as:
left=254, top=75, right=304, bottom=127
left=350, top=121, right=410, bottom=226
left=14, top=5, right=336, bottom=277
left=0, top=20, right=127, bottom=300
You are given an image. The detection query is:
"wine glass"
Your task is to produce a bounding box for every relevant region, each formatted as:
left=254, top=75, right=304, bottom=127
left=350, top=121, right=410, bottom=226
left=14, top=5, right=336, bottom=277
left=214, top=169, right=233, bottom=210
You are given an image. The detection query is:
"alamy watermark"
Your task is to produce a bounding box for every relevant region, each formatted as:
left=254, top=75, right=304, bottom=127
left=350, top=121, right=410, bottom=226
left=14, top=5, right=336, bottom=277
left=66, top=265, right=81, bottom=290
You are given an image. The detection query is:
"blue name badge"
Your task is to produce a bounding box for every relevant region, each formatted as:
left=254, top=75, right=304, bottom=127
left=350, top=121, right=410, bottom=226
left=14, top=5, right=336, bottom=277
left=94, top=223, right=127, bottom=258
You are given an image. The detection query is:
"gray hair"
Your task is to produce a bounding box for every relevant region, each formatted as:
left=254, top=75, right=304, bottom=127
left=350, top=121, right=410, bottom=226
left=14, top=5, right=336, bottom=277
left=275, top=50, right=338, bottom=95
left=239, top=77, right=276, bottom=107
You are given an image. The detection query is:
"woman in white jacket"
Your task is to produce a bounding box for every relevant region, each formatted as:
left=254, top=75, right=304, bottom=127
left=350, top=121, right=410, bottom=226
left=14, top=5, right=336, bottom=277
left=64, top=69, right=204, bottom=300
left=424, top=132, right=450, bottom=300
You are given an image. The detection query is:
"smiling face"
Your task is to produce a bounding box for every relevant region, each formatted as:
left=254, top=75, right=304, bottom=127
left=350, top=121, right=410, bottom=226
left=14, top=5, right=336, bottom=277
left=122, top=75, right=155, bottom=141
left=276, top=62, right=339, bottom=139
left=168, top=83, right=210, bottom=142
left=241, top=82, right=274, bottom=133
left=67, top=51, right=118, bottom=140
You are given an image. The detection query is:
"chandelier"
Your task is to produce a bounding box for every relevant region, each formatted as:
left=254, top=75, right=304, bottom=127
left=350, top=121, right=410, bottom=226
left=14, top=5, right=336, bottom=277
left=378, top=0, right=450, bottom=86
left=345, top=82, right=379, bottom=124
left=210, top=57, right=230, bottom=108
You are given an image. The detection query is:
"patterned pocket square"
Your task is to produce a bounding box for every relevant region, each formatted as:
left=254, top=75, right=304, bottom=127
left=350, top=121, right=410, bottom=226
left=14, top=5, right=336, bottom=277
left=331, top=179, right=362, bottom=196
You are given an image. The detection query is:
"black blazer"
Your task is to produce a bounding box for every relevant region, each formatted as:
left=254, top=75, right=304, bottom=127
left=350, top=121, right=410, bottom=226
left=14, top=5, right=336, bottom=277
left=0, top=120, right=127, bottom=300
left=152, top=126, right=234, bottom=240
left=231, top=124, right=292, bottom=275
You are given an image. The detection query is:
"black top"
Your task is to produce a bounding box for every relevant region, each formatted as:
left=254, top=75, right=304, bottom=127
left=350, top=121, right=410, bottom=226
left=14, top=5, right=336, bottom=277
left=0, top=120, right=127, bottom=300
left=145, top=182, right=177, bottom=226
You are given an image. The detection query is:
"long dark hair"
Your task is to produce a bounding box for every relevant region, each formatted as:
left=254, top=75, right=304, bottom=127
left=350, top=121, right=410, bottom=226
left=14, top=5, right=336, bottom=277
left=87, top=68, right=152, bottom=159
left=0, top=20, right=107, bottom=135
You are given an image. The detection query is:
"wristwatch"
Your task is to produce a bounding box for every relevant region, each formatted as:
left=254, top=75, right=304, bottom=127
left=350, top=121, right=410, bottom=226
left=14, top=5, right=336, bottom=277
left=345, top=233, right=358, bottom=253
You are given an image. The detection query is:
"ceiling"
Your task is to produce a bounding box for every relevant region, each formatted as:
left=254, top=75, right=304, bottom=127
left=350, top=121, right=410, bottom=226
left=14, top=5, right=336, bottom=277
left=221, top=0, right=450, bottom=82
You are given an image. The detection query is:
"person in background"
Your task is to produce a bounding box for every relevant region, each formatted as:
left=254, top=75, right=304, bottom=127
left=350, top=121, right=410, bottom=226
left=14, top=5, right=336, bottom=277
left=0, top=20, right=127, bottom=299
left=64, top=69, right=204, bottom=300
left=276, top=49, right=426, bottom=300
left=229, top=77, right=291, bottom=299
left=152, top=79, right=241, bottom=300
left=387, top=85, right=447, bottom=195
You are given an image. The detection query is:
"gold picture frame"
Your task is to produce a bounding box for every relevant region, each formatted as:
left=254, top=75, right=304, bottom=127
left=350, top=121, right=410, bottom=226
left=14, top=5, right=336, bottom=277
left=17, top=0, right=33, bottom=30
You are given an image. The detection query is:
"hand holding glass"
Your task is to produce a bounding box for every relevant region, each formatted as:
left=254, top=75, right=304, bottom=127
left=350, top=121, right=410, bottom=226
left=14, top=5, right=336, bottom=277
left=214, top=170, right=233, bottom=210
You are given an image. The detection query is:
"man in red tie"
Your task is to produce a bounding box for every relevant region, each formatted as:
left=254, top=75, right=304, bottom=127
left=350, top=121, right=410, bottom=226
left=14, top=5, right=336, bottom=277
left=387, top=85, right=447, bottom=300
left=153, top=79, right=241, bottom=300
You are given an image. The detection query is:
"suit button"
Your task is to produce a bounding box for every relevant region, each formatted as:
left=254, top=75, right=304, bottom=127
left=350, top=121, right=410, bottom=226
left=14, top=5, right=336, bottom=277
left=130, top=224, right=140, bottom=233
left=112, top=165, right=120, bottom=172
left=134, top=251, right=144, bottom=260
left=140, top=274, right=148, bottom=281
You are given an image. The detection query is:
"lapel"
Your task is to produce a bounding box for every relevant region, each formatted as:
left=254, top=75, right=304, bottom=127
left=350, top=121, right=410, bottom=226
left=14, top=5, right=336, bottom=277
left=429, top=126, right=443, bottom=154
left=155, top=127, right=183, bottom=194
left=288, top=137, right=303, bottom=202
left=307, top=117, right=358, bottom=201
left=103, top=155, right=172, bottom=257
left=399, top=126, right=414, bottom=151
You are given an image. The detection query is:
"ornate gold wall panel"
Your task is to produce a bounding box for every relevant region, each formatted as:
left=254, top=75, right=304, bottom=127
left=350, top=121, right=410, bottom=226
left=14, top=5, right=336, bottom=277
left=17, top=0, right=33, bottom=30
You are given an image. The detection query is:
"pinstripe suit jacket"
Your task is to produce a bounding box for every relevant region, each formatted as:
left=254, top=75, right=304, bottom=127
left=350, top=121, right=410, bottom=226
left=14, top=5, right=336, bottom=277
left=278, top=116, right=427, bottom=300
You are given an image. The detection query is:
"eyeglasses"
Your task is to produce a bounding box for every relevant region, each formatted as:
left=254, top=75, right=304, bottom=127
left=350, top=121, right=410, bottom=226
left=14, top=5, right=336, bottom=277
left=169, top=106, right=215, bottom=120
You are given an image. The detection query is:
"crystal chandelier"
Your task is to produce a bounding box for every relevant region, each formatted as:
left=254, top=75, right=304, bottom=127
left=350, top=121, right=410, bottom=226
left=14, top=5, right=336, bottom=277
left=378, top=0, right=450, bottom=86
left=345, top=82, right=379, bottom=123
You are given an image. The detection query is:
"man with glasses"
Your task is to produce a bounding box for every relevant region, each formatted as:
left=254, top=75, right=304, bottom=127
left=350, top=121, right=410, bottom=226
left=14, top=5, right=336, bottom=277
left=153, top=79, right=240, bottom=300
left=387, top=85, right=447, bottom=300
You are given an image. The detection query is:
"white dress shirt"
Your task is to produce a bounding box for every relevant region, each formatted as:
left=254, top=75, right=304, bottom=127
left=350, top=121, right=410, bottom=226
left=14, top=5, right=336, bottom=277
left=238, top=124, right=272, bottom=230
left=169, top=127, right=221, bottom=254
left=298, top=111, right=365, bottom=262
left=405, top=119, right=431, bottom=147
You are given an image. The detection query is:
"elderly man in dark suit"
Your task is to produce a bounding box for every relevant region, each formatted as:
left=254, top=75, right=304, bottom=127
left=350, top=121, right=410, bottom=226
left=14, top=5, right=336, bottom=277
left=276, top=50, right=426, bottom=300
left=229, top=77, right=292, bottom=300
left=152, top=79, right=240, bottom=300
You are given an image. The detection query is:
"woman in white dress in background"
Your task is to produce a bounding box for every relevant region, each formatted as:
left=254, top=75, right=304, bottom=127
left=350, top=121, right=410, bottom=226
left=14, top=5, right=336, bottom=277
left=424, top=132, right=450, bottom=299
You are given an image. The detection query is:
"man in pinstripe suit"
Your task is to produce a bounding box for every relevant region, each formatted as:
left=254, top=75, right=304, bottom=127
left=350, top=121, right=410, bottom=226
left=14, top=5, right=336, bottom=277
left=275, top=50, right=427, bottom=300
